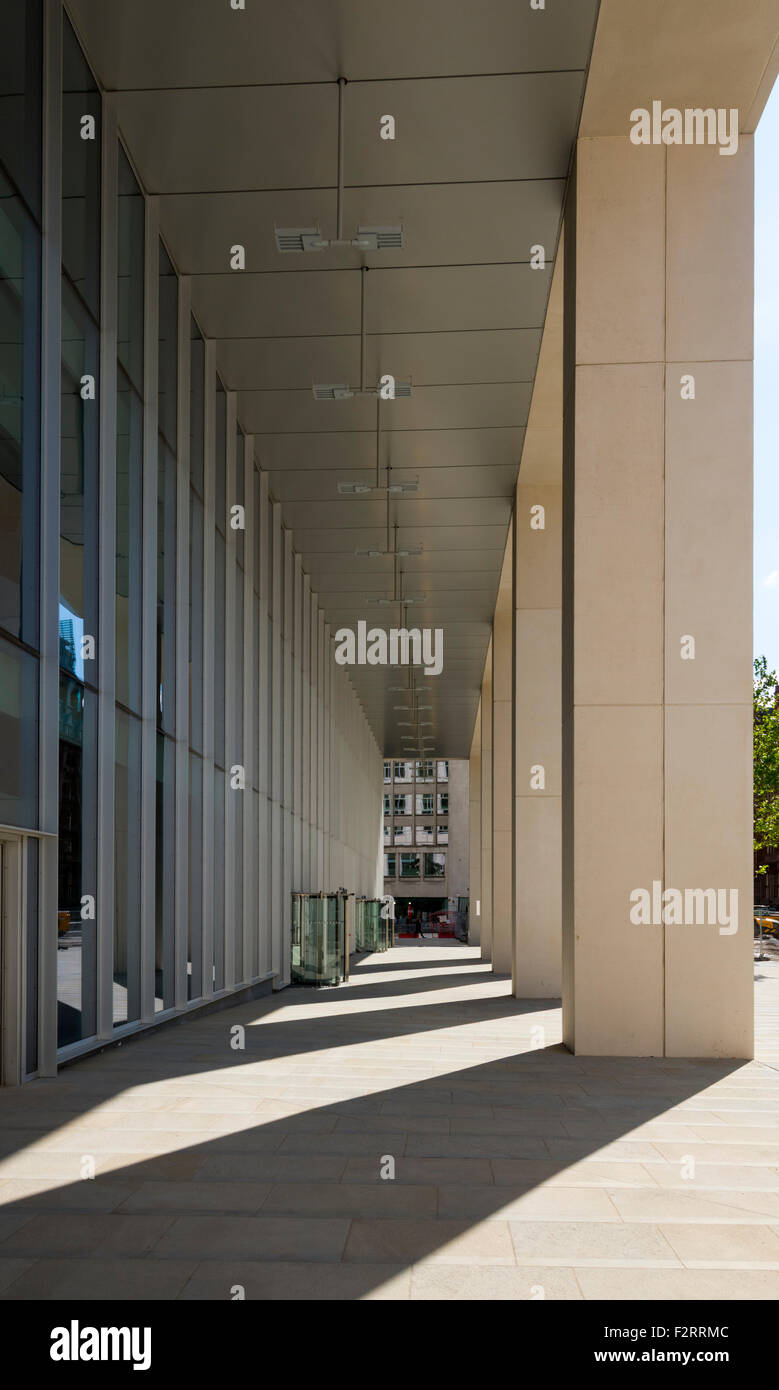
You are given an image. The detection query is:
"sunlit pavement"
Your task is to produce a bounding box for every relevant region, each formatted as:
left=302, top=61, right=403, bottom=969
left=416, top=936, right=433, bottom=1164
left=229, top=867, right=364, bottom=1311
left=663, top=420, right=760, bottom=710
left=1, top=942, right=778, bottom=1300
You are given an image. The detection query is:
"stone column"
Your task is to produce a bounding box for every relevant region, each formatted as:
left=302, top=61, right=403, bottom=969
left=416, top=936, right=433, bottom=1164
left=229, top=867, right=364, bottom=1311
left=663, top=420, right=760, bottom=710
left=491, top=528, right=513, bottom=974
left=513, top=484, right=562, bottom=997
left=469, top=702, right=481, bottom=947
left=562, top=135, right=753, bottom=1057
left=480, top=642, right=493, bottom=964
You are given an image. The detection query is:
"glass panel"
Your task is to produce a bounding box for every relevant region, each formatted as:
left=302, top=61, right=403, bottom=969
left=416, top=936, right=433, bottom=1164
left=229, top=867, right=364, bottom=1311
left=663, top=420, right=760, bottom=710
left=235, top=424, right=245, bottom=567
left=0, top=634, right=37, bottom=825
left=437, top=792, right=449, bottom=814
left=154, top=732, right=175, bottom=1012
left=25, top=835, right=38, bottom=1073
left=436, top=760, right=449, bottom=781
left=117, top=146, right=144, bottom=395
left=189, top=491, right=204, bottom=751
left=384, top=853, right=396, bottom=878
left=215, top=382, right=226, bottom=532
left=252, top=593, right=260, bottom=787
left=157, top=242, right=177, bottom=450
left=57, top=672, right=97, bottom=1047
left=115, top=366, right=143, bottom=712
left=157, top=433, right=176, bottom=731
left=114, top=708, right=141, bottom=1026
left=399, top=853, right=420, bottom=880
left=214, top=529, right=225, bottom=765
left=213, top=766, right=224, bottom=990
left=253, top=465, right=261, bottom=595
left=189, top=317, right=204, bottom=496
left=61, top=17, right=99, bottom=318
left=188, top=751, right=202, bottom=999
left=0, top=0, right=42, bottom=222
left=0, top=174, right=40, bottom=646
left=60, top=279, right=99, bottom=678
left=424, top=852, right=446, bottom=879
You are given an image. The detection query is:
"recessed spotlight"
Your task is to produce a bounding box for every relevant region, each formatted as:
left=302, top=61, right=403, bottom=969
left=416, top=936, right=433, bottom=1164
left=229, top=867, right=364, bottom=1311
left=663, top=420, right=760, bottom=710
left=314, top=384, right=354, bottom=401
left=387, top=481, right=418, bottom=494
left=338, top=482, right=374, bottom=495
left=275, top=227, right=328, bottom=253
left=351, top=225, right=404, bottom=251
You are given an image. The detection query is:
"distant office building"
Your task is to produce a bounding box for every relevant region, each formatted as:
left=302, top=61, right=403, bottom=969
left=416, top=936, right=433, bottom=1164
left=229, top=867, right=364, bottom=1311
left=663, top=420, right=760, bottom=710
left=382, top=759, right=468, bottom=924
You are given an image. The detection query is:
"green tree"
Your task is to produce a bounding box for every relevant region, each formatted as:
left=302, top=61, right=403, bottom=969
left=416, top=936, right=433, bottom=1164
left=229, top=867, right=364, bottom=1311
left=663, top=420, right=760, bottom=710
left=754, top=655, right=779, bottom=872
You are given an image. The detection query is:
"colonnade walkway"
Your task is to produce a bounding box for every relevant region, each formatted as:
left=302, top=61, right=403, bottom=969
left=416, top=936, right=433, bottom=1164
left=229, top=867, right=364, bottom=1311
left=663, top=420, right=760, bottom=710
left=1, top=944, right=778, bottom=1300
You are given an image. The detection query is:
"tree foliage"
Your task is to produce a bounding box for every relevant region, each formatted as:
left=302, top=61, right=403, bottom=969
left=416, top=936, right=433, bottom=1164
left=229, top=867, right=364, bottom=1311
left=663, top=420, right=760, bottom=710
left=754, top=655, right=779, bottom=865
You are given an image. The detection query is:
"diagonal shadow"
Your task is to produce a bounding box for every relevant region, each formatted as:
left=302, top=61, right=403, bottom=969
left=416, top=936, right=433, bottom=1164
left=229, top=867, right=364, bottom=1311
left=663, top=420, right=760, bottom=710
left=0, top=945, right=750, bottom=1300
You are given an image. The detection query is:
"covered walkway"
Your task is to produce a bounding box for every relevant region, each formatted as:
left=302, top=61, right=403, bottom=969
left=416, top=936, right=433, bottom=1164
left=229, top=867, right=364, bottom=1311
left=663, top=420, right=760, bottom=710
left=1, top=943, right=778, bottom=1301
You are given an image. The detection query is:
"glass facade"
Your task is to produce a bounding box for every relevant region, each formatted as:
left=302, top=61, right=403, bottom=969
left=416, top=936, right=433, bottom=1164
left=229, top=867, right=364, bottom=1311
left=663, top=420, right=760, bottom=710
left=0, top=2, right=383, bottom=1083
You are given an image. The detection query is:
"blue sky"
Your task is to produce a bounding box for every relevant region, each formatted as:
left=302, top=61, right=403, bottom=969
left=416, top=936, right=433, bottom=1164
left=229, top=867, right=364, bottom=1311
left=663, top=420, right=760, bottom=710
left=754, top=76, right=779, bottom=671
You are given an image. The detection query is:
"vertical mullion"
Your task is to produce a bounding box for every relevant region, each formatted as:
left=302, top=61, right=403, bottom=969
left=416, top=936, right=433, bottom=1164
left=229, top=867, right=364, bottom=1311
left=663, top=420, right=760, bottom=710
left=37, top=0, right=63, bottom=1076
left=173, top=277, right=191, bottom=1012
left=270, top=500, right=282, bottom=984
left=96, top=96, right=118, bottom=1040
left=242, top=434, right=255, bottom=981
left=223, top=391, right=237, bottom=990
left=139, top=197, right=159, bottom=1024
left=301, top=572, right=311, bottom=890
left=201, top=339, right=216, bottom=997
left=257, top=468, right=269, bottom=970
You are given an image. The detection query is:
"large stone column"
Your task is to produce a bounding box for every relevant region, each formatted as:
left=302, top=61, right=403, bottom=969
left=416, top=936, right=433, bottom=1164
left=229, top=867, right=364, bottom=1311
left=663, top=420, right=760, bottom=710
left=513, top=483, right=562, bottom=997
left=479, top=643, right=493, bottom=964
left=562, top=135, right=753, bottom=1057
left=491, top=529, right=513, bottom=975
left=469, top=702, right=481, bottom=947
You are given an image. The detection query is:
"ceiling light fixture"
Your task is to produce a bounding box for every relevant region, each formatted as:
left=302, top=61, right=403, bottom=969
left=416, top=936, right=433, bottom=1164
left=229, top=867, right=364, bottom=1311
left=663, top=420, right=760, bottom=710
left=274, top=82, right=403, bottom=253
left=313, top=384, right=354, bottom=401
left=274, top=227, right=328, bottom=253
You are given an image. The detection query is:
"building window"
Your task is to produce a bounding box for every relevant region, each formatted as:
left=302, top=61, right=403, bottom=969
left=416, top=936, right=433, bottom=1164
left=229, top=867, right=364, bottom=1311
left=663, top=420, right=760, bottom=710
left=383, top=793, right=391, bottom=815
left=383, top=760, right=392, bottom=782
left=416, top=792, right=434, bottom=816
left=394, top=792, right=411, bottom=815
left=416, top=823, right=434, bottom=845
left=437, top=792, right=449, bottom=815
left=384, top=852, right=396, bottom=879
left=383, top=824, right=391, bottom=844
left=399, top=853, right=420, bottom=880
left=437, top=823, right=449, bottom=845
left=393, top=760, right=412, bottom=783
left=437, top=760, right=449, bottom=782
left=415, top=759, right=433, bottom=781
left=393, top=823, right=412, bottom=846
left=424, top=852, right=446, bottom=879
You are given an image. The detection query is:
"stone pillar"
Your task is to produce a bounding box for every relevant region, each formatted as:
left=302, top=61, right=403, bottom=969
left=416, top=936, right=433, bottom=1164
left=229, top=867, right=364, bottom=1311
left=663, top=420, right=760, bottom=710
left=469, top=702, right=481, bottom=947
left=562, top=136, right=753, bottom=1057
left=491, top=528, right=513, bottom=975
left=479, top=642, right=493, bottom=963
left=513, top=484, right=562, bottom=997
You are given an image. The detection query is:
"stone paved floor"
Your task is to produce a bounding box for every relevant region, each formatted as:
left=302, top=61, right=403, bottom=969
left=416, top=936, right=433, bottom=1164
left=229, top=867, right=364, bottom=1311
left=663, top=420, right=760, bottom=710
left=1, top=942, right=779, bottom=1300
